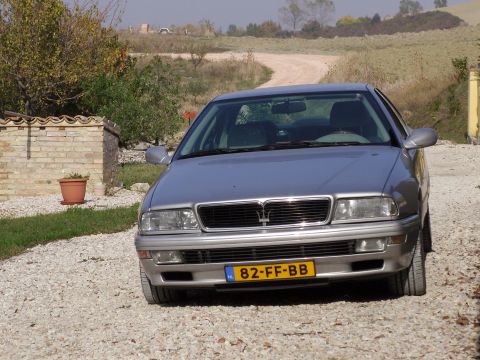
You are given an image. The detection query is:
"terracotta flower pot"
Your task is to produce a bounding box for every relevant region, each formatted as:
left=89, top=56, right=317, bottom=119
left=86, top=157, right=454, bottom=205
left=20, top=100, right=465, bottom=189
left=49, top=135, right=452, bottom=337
left=58, top=178, right=88, bottom=205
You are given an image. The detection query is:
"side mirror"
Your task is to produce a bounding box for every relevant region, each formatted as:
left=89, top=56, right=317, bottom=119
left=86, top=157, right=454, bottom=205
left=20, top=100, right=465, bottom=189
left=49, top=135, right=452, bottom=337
left=145, top=146, right=171, bottom=165
left=404, top=128, right=438, bottom=150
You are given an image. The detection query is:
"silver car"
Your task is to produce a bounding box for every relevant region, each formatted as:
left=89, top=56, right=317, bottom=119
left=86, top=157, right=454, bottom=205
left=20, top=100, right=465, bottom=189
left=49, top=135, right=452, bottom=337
left=135, top=84, right=437, bottom=304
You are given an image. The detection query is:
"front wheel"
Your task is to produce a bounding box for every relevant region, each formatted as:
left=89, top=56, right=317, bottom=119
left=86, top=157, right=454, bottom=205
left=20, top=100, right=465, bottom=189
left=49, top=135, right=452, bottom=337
left=139, top=262, right=185, bottom=304
left=422, top=210, right=433, bottom=254
left=388, top=229, right=426, bottom=296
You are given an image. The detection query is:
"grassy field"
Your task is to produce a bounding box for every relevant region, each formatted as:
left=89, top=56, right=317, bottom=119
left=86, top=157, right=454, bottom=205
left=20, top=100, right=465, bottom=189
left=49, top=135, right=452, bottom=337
left=439, top=0, right=480, bottom=26
left=0, top=205, right=139, bottom=260
left=214, top=26, right=480, bottom=55
left=123, top=26, right=479, bottom=55
left=321, top=26, right=478, bottom=142
left=118, top=163, right=166, bottom=189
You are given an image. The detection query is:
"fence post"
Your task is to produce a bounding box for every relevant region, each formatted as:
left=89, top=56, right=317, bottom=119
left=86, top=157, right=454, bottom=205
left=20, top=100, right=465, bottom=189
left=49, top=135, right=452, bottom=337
left=468, top=68, right=479, bottom=144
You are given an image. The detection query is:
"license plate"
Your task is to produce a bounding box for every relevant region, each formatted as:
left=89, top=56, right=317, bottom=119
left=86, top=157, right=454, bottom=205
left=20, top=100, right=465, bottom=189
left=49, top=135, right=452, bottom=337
left=225, top=261, right=316, bottom=282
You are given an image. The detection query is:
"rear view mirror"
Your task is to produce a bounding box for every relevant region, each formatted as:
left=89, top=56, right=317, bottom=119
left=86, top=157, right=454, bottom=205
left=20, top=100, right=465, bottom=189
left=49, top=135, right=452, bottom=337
left=404, top=128, right=438, bottom=150
left=145, top=146, right=171, bottom=165
left=271, top=101, right=306, bottom=114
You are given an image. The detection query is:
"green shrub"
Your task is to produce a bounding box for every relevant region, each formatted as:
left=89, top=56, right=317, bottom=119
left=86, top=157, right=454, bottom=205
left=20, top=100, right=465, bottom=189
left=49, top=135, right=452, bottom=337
left=80, top=57, right=183, bottom=146
left=452, top=57, right=468, bottom=83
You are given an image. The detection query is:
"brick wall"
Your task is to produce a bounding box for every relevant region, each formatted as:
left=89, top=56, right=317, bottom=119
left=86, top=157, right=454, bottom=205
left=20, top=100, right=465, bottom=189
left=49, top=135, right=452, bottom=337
left=0, top=116, right=120, bottom=202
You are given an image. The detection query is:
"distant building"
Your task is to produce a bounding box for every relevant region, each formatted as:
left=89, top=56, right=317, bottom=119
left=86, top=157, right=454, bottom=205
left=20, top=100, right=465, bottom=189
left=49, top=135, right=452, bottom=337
left=139, top=23, right=150, bottom=34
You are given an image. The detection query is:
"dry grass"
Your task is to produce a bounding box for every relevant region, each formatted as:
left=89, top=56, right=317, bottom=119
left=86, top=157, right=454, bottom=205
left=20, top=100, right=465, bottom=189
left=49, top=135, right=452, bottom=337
left=211, top=26, right=480, bottom=55
left=439, top=0, right=480, bottom=26
left=119, top=31, right=226, bottom=54
left=320, top=26, right=479, bottom=142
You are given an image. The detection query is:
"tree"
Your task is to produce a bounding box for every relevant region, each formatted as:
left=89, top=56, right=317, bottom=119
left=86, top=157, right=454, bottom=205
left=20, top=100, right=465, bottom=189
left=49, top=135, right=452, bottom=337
left=0, top=0, right=128, bottom=116
left=399, top=0, right=424, bottom=16
left=279, top=0, right=306, bottom=31
left=336, top=15, right=369, bottom=26
left=301, top=20, right=323, bottom=38
left=371, top=13, right=382, bottom=24
left=227, top=24, right=244, bottom=37
left=189, top=43, right=211, bottom=71
left=304, top=0, right=335, bottom=27
left=434, top=0, right=447, bottom=8
left=81, top=57, right=183, bottom=146
left=246, top=23, right=260, bottom=36
left=199, top=18, right=215, bottom=36
left=257, top=21, right=283, bottom=38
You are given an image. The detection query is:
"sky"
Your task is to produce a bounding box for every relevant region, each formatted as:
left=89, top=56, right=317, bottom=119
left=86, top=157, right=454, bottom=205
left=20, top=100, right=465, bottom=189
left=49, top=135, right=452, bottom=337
left=77, top=0, right=471, bottom=30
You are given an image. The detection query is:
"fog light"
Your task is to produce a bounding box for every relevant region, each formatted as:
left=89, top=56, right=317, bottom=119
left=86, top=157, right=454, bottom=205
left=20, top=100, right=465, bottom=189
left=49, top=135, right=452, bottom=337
left=151, top=250, right=183, bottom=265
left=355, top=238, right=386, bottom=253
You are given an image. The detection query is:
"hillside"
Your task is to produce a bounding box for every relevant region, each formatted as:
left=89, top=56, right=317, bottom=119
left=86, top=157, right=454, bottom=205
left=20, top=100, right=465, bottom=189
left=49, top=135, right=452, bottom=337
left=438, top=0, right=480, bottom=26
left=303, top=11, right=463, bottom=39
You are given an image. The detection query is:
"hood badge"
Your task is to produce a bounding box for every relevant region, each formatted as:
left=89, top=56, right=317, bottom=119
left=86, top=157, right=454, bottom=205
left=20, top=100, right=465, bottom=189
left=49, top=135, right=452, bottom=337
left=256, top=207, right=271, bottom=227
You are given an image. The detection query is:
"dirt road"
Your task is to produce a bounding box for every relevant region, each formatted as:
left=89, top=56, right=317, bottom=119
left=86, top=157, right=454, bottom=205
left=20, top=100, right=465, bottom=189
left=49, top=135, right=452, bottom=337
left=159, top=52, right=339, bottom=87
left=210, top=52, right=338, bottom=87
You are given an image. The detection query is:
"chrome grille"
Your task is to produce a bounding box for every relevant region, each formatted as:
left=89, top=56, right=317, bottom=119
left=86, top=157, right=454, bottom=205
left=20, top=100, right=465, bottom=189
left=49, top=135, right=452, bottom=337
left=181, top=240, right=355, bottom=264
left=197, top=198, right=330, bottom=229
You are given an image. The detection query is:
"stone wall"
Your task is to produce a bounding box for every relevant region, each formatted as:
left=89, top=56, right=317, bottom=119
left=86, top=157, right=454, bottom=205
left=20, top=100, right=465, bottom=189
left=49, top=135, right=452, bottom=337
left=0, top=116, right=120, bottom=202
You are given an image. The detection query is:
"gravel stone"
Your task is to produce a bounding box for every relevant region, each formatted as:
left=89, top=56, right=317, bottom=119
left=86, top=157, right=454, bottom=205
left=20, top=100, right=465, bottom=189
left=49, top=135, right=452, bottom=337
left=130, top=183, right=151, bottom=193
left=119, top=149, right=146, bottom=164
left=0, top=144, right=478, bottom=359
left=0, top=189, right=143, bottom=219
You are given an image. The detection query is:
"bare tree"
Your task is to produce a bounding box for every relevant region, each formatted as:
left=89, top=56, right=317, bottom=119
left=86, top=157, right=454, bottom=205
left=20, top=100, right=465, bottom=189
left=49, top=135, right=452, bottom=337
left=304, top=0, right=335, bottom=27
left=434, top=0, right=447, bottom=8
left=399, top=0, right=423, bottom=16
left=279, top=0, right=306, bottom=31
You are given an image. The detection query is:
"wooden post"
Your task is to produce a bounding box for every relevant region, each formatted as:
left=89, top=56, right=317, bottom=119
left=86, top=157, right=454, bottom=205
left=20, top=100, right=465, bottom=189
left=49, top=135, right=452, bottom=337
left=468, top=69, right=479, bottom=144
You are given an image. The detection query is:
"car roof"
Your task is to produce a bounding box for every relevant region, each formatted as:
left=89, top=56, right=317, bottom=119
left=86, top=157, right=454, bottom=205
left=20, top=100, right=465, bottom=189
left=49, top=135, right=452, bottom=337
left=213, top=83, right=372, bottom=101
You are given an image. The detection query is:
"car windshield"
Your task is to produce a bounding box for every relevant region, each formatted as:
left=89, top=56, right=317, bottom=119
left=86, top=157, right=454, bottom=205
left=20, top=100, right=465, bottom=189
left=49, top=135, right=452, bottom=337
left=177, top=92, right=394, bottom=159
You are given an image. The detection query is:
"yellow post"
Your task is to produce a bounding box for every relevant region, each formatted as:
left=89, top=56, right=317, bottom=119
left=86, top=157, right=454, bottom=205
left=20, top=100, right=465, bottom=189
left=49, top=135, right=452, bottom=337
left=468, top=68, right=479, bottom=144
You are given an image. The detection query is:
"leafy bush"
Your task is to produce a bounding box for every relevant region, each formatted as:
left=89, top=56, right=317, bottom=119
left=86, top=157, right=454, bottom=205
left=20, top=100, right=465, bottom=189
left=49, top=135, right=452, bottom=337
left=452, top=57, right=468, bottom=83
left=81, top=57, right=183, bottom=146
left=0, top=0, right=128, bottom=116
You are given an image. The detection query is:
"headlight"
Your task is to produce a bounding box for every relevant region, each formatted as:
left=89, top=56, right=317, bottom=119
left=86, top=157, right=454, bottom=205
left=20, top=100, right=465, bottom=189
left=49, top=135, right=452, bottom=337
left=140, top=209, right=199, bottom=233
left=333, top=197, right=398, bottom=222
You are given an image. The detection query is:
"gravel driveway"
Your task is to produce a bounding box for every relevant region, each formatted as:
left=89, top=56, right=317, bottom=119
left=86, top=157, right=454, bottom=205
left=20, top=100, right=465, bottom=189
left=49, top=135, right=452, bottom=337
left=0, top=144, right=478, bottom=359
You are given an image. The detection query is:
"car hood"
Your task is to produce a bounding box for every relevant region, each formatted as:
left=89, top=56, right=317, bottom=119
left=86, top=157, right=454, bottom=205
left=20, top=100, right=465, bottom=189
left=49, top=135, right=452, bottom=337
left=147, top=146, right=400, bottom=209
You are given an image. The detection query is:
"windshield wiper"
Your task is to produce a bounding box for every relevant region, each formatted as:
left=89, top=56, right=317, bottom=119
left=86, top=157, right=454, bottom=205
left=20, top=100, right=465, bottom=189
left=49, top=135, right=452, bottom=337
left=256, top=141, right=366, bottom=150
left=256, top=141, right=328, bottom=150
left=178, top=148, right=254, bottom=160
left=317, top=141, right=364, bottom=146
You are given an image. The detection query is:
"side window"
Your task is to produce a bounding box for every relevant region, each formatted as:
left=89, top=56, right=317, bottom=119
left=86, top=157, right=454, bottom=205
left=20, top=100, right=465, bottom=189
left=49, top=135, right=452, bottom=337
left=374, top=89, right=408, bottom=139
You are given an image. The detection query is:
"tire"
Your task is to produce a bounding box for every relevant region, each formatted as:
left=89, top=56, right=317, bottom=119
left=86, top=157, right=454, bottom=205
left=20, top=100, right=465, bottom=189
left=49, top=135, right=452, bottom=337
left=388, top=229, right=427, bottom=296
left=422, top=210, right=433, bottom=254
left=139, top=262, right=184, bottom=305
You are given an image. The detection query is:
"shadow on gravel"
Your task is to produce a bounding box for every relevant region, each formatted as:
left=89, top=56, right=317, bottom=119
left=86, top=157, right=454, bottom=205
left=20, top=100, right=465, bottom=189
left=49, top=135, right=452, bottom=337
left=167, top=280, right=396, bottom=308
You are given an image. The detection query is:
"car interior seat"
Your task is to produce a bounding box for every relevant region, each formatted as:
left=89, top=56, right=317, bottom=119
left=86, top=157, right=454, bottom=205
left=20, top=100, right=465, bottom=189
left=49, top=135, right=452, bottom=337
left=227, top=121, right=277, bottom=149
left=329, top=101, right=377, bottom=139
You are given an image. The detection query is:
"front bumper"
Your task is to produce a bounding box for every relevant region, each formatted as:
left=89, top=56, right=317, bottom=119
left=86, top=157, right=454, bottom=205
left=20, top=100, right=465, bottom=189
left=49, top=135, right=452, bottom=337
left=135, top=215, right=419, bottom=289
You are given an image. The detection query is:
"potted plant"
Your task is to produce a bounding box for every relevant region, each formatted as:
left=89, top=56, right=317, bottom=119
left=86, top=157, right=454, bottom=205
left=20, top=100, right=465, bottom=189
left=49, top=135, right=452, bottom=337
left=58, top=172, right=89, bottom=205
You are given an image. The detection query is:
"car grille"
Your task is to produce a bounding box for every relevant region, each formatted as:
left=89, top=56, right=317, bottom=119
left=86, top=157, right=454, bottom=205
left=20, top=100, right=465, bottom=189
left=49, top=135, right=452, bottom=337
left=181, top=240, right=355, bottom=264
left=197, top=198, right=330, bottom=229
